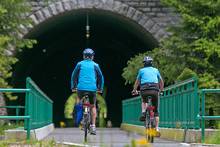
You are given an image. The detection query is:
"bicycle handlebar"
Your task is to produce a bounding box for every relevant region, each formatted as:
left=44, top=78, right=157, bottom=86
left=131, top=90, right=164, bottom=96
left=72, top=89, right=102, bottom=94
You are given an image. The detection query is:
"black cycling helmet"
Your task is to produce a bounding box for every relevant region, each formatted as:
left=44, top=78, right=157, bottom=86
left=83, top=48, right=95, bottom=58
left=143, top=56, right=153, bottom=66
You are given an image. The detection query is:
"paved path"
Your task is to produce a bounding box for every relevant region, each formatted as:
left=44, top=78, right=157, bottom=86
left=45, top=128, right=189, bottom=147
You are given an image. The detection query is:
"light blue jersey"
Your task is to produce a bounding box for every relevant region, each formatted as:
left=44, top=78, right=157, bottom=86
left=71, top=59, right=104, bottom=92
left=137, top=67, right=161, bottom=84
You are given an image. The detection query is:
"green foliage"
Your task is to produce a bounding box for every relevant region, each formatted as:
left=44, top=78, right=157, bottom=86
left=122, top=0, right=220, bottom=128
left=176, top=68, right=197, bottom=82
left=64, top=93, right=107, bottom=127
left=64, top=93, right=77, bottom=119
left=0, top=0, right=37, bottom=96
left=122, top=53, right=147, bottom=85
left=206, top=123, right=220, bottom=144
left=159, top=0, right=220, bottom=84
left=0, top=139, right=60, bottom=147
left=122, top=0, right=220, bottom=88
left=0, top=122, right=23, bottom=135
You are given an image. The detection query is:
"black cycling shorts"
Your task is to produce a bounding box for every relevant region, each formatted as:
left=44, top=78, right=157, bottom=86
left=140, top=83, right=160, bottom=117
left=77, top=90, right=96, bottom=105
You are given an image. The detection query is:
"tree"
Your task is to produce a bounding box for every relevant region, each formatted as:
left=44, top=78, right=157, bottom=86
left=159, top=0, right=220, bottom=86
left=0, top=0, right=37, bottom=90
left=123, top=0, right=220, bottom=87
left=122, top=0, right=220, bottom=127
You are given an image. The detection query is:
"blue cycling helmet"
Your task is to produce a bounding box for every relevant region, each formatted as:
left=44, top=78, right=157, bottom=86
left=143, top=56, right=153, bottom=65
left=83, top=48, right=95, bottom=58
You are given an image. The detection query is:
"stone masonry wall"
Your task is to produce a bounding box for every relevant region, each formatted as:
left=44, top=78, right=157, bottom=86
left=118, top=0, right=178, bottom=29
left=0, top=93, right=7, bottom=116
left=28, top=0, right=179, bottom=37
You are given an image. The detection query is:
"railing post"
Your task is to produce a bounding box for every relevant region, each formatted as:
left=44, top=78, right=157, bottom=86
left=194, top=78, right=199, bottom=129
left=25, top=78, right=31, bottom=140
left=26, top=117, right=31, bottom=140
left=201, top=91, right=205, bottom=143
left=16, top=108, right=19, bottom=124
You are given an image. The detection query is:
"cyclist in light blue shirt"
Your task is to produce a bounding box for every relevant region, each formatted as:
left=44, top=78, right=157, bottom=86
left=71, top=48, right=104, bottom=135
left=132, top=56, right=164, bottom=133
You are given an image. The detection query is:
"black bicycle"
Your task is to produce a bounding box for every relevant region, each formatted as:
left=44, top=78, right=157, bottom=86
left=132, top=91, right=158, bottom=143
left=81, top=94, right=92, bottom=142
left=145, top=96, right=156, bottom=143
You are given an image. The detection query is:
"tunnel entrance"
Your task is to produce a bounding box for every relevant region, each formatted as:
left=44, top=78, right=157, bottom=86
left=12, top=9, right=158, bottom=127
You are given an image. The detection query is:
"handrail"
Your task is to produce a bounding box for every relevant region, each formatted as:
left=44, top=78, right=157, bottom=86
left=122, top=77, right=199, bottom=128
left=198, top=89, right=220, bottom=143
left=26, top=77, right=53, bottom=103
left=0, top=106, right=25, bottom=109
left=25, top=77, right=53, bottom=130
left=0, top=77, right=53, bottom=140
left=163, top=77, right=196, bottom=91
left=0, top=88, right=31, bottom=139
left=0, top=116, right=30, bottom=119
left=0, top=88, right=31, bottom=92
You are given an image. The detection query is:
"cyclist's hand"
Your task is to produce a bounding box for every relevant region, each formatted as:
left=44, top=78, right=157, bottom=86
left=72, top=89, right=77, bottom=93
left=159, top=90, right=164, bottom=96
left=132, top=89, right=138, bottom=95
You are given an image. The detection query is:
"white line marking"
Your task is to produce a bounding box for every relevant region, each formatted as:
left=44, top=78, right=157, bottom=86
left=180, top=143, right=190, bottom=146
left=57, top=141, right=99, bottom=147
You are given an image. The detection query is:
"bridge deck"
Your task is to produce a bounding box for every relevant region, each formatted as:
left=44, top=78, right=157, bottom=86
left=45, top=128, right=186, bottom=147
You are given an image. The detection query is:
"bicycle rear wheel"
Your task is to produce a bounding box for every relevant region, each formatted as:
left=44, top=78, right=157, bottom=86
left=145, top=112, right=155, bottom=143
left=148, top=134, right=154, bottom=143
left=84, top=114, right=89, bottom=142
left=149, top=118, right=156, bottom=143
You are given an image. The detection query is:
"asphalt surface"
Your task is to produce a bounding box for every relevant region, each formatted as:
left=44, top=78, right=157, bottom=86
left=45, top=128, right=190, bottom=147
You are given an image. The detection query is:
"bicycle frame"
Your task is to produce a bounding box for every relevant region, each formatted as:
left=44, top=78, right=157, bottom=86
left=145, top=96, right=156, bottom=143
left=81, top=95, right=92, bottom=142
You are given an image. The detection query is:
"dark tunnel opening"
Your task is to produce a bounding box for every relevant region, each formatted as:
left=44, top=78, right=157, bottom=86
left=12, top=9, right=158, bottom=127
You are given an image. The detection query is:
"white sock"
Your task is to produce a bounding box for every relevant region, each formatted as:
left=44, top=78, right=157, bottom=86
left=156, top=127, right=159, bottom=131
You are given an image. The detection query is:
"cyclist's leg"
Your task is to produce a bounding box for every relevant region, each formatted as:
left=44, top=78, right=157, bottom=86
left=140, top=90, right=148, bottom=121
left=88, top=91, right=97, bottom=134
left=151, top=91, right=159, bottom=131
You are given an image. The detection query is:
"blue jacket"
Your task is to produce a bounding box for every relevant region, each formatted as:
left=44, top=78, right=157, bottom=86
left=137, top=67, right=161, bottom=84
left=71, top=59, right=104, bottom=92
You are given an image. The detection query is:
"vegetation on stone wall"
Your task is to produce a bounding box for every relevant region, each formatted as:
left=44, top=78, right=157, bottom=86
left=0, top=0, right=37, bottom=90
left=122, top=0, right=220, bottom=127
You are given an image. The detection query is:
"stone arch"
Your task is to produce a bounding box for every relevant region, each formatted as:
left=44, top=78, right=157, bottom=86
left=21, top=0, right=168, bottom=42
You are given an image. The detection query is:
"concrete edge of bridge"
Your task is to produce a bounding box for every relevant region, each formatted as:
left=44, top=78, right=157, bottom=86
left=34, top=123, right=54, bottom=140
left=120, top=123, right=217, bottom=143
left=5, top=123, right=54, bottom=141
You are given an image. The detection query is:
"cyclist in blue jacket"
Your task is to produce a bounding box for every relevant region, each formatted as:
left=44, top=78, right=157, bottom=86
left=132, top=56, right=164, bottom=133
left=71, top=48, right=104, bottom=135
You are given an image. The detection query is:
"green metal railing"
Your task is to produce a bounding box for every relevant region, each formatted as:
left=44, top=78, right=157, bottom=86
left=197, top=89, right=220, bottom=143
left=0, top=106, right=25, bottom=123
left=25, top=77, right=53, bottom=129
left=0, top=88, right=31, bottom=139
left=0, top=77, right=53, bottom=139
left=160, top=77, right=199, bottom=129
left=122, top=77, right=200, bottom=129
left=122, top=96, right=142, bottom=126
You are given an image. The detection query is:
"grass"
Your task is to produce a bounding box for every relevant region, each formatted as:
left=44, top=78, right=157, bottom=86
left=0, top=121, right=23, bottom=135
left=206, top=131, right=220, bottom=144
left=205, top=123, right=220, bottom=144
left=0, top=139, right=70, bottom=147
